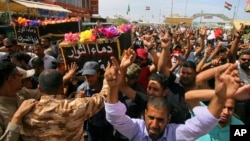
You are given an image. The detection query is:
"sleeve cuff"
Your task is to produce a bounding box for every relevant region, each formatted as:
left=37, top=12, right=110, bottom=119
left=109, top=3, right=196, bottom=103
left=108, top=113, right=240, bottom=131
left=5, top=122, right=22, bottom=133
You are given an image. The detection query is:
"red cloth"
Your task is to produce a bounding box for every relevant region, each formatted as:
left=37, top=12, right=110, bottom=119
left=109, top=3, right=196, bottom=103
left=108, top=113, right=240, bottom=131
left=137, top=67, right=150, bottom=92
left=214, top=28, right=222, bottom=38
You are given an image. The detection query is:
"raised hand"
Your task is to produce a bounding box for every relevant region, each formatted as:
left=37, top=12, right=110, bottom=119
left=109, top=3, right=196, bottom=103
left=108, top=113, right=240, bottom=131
left=234, top=84, right=250, bottom=100
left=67, top=62, right=78, bottom=76
left=161, top=34, right=172, bottom=48
left=235, top=23, right=245, bottom=39
left=142, top=35, right=155, bottom=49
left=199, top=26, right=207, bottom=37
left=105, top=56, right=123, bottom=87
left=120, top=48, right=136, bottom=70
left=215, top=63, right=241, bottom=99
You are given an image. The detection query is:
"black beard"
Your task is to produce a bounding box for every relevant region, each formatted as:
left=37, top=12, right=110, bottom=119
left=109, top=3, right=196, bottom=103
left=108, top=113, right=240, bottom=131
left=240, top=64, right=250, bottom=71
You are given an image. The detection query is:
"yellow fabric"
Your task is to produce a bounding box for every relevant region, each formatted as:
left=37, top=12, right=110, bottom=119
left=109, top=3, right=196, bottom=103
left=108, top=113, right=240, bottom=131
left=0, top=0, right=71, bottom=15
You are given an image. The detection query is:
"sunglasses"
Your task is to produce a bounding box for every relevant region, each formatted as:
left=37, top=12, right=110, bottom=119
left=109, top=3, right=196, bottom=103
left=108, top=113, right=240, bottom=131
left=240, top=58, right=250, bottom=62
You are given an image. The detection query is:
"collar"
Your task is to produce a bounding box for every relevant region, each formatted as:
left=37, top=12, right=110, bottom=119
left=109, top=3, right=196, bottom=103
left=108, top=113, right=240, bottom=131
left=40, top=95, right=66, bottom=100
left=142, top=125, right=167, bottom=141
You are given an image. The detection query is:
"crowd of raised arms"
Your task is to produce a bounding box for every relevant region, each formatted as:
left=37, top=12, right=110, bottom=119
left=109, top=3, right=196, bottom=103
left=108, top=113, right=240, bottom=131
left=0, top=23, right=250, bottom=141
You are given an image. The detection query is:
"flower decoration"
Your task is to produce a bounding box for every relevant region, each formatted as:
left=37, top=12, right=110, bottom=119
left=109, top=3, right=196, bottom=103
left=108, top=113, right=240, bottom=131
left=118, top=24, right=132, bottom=33
left=101, top=25, right=121, bottom=39
left=64, top=32, right=79, bottom=42
left=74, top=24, right=132, bottom=43
left=30, top=20, right=41, bottom=26
left=16, top=17, right=27, bottom=26
left=79, top=29, right=94, bottom=43
left=12, top=16, right=81, bottom=26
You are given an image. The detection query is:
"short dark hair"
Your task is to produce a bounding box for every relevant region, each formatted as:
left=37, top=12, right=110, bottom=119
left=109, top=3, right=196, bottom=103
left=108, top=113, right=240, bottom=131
left=181, top=61, right=196, bottom=72
left=31, top=57, right=44, bottom=68
left=239, top=48, right=250, bottom=57
left=39, top=69, right=63, bottom=94
left=34, top=43, right=45, bottom=49
left=4, top=38, right=17, bottom=46
left=10, top=52, right=31, bottom=64
left=219, top=47, right=227, bottom=53
left=147, top=96, right=171, bottom=116
left=11, top=38, right=18, bottom=45
left=149, top=73, right=169, bottom=90
left=0, top=62, right=16, bottom=87
left=41, top=36, right=51, bottom=42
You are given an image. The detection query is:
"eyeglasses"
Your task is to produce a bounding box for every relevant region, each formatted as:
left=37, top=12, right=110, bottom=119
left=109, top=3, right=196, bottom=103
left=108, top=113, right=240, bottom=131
left=240, top=58, right=250, bottom=62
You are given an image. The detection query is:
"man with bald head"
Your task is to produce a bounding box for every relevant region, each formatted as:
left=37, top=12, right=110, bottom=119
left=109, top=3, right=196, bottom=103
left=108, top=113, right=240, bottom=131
left=21, top=69, right=108, bottom=141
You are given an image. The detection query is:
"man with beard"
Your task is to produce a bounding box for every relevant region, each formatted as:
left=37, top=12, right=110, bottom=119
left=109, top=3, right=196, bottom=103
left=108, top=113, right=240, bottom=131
left=237, top=49, right=250, bottom=84
left=119, top=35, right=194, bottom=124
left=105, top=56, right=250, bottom=141
left=186, top=89, right=244, bottom=141
left=77, top=61, right=114, bottom=141
left=158, top=34, right=197, bottom=123
left=235, top=48, right=250, bottom=124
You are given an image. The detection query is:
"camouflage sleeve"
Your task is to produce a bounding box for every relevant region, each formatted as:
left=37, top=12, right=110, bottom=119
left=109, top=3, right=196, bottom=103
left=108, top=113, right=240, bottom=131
left=0, top=122, right=21, bottom=141
left=77, top=79, right=109, bottom=119
left=16, top=88, right=41, bottom=107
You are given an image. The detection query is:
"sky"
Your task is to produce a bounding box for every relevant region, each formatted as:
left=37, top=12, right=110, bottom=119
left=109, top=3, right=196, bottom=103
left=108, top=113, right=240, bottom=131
left=99, top=0, right=250, bottom=23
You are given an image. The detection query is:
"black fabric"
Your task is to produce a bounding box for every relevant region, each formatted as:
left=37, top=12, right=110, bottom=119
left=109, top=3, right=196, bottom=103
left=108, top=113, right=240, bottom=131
left=132, top=73, right=190, bottom=124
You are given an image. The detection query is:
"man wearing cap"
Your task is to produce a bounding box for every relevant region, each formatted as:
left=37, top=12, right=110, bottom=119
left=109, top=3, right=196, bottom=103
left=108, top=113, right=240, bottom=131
left=0, top=62, right=38, bottom=141
left=30, top=57, right=44, bottom=89
left=134, top=36, right=158, bottom=92
left=134, top=48, right=150, bottom=91
left=16, top=67, right=41, bottom=106
left=77, top=61, right=114, bottom=141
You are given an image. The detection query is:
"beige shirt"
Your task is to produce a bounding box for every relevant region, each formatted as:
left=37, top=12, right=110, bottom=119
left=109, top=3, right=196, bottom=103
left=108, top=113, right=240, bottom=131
left=21, top=80, right=109, bottom=141
left=0, top=96, right=17, bottom=133
left=0, top=87, right=41, bottom=141
left=0, top=96, right=21, bottom=141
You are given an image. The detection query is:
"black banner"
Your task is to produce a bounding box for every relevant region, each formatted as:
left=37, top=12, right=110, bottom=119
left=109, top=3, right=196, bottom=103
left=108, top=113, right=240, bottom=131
left=14, top=26, right=40, bottom=45
left=38, top=21, right=80, bottom=39
left=59, top=30, right=131, bottom=75
left=13, top=21, right=81, bottom=45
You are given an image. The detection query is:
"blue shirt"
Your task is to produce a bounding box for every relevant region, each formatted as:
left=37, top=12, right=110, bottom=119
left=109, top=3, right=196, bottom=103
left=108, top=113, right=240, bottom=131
left=105, top=101, right=219, bottom=141
left=190, top=102, right=244, bottom=141
left=196, top=116, right=244, bottom=141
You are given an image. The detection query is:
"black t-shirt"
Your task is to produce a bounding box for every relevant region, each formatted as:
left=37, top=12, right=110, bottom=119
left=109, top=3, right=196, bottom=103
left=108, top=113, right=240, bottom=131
left=133, top=73, right=190, bottom=124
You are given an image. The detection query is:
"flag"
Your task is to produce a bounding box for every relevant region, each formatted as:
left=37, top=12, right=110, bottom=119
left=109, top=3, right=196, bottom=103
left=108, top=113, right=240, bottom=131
left=224, top=1, right=232, bottom=10
left=146, top=6, right=150, bottom=10
left=126, top=4, right=130, bottom=14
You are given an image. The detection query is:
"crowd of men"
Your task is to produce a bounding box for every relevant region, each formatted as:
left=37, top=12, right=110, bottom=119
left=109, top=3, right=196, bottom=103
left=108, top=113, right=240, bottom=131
left=0, top=22, right=250, bottom=141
